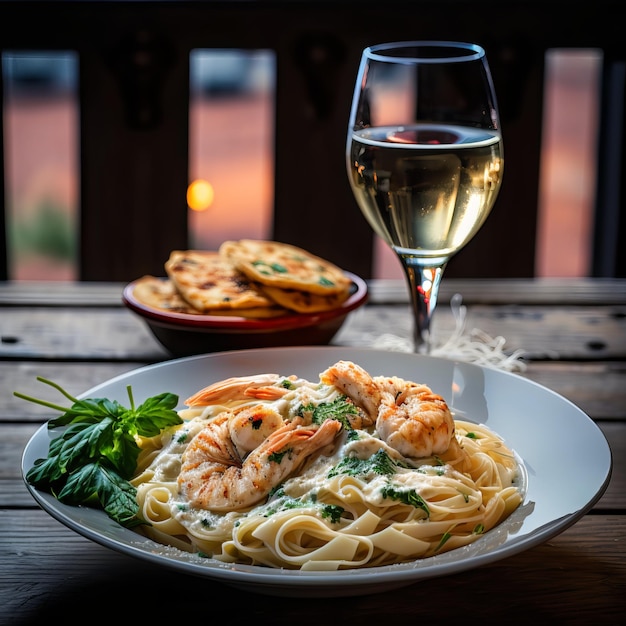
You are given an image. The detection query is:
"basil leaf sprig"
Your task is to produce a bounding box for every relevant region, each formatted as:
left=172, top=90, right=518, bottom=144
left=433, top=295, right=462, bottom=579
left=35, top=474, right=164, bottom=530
left=16, top=377, right=182, bottom=528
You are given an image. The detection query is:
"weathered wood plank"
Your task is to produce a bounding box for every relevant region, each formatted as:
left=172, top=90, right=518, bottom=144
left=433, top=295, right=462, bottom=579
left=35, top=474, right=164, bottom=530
left=523, top=362, right=626, bottom=419
left=4, top=362, right=149, bottom=420
left=368, top=278, right=626, bottom=306
left=335, top=303, right=626, bottom=361
left=0, top=282, right=129, bottom=306
left=2, top=302, right=626, bottom=361
left=2, top=278, right=626, bottom=306
left=0, top=510, right=623, bottom=624
left=0, top=307, right=169, bottom=360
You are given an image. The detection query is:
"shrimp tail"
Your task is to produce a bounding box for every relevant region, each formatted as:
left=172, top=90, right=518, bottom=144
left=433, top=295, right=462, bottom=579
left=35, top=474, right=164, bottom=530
left=185, top=373, right=287, bottom=406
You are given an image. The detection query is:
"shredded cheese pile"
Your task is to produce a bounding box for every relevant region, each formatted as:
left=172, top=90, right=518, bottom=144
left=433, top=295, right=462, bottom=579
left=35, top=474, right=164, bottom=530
left=369, top=294, right=527, bottom=372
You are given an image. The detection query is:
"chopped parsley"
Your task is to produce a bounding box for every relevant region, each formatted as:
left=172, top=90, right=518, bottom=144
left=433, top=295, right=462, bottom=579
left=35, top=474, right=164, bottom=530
left=268, top=449, right=290, bottom=464
left=381, top=486, right=429, bottom=516
left=297, top=395, right=359, bottom=429
left=346, top=429, right=361, bottom=442
left=327, top=448, right=399, bottom=478
left=434, top=523, right=485, bottom=553
left=418, top=465, right=445, bottom=476
left=263, top=489, right=344, bottom=525
left=263, top=491, right=313, bottom=516
left=321, top=504, right=344, bottom=524
left=435, top=532, right=452, bottom=551
left=268, top=485, right=286, bottom=499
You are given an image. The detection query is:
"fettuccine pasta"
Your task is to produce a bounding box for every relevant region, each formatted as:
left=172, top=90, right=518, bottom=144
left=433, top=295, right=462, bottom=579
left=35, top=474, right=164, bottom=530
left=131, top=361, right=523, bottom=570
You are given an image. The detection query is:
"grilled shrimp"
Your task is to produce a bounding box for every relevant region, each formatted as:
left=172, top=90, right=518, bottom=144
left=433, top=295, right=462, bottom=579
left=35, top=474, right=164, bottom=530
left=373, top=375, right=454, bottom=458
left=228, top=404, right=285, bottom=457
left=320, top=360, right=454, bottom=458
left=185, top=373, right=294, bottom=406
left=320, top=360, right=379, bottom=427
left=178, top=414, right=342, bottom=511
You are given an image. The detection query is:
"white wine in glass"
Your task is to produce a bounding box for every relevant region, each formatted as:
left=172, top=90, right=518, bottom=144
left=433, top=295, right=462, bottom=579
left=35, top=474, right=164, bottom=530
left=346, top=41, right=503, bottom=353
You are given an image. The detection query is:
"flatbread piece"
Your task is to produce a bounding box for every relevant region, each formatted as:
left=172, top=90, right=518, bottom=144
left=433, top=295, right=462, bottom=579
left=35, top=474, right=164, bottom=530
left=259, top=284, right=351, bottom=313
left=219, top=239, right=352, bottom=296
left=132, top=275, right=202, bottom=314
left=165, top=250, right=274, bottom=311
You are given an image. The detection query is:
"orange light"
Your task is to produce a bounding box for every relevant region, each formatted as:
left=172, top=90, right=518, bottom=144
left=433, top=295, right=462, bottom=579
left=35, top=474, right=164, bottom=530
left=187, top=179, right=215, bottom=211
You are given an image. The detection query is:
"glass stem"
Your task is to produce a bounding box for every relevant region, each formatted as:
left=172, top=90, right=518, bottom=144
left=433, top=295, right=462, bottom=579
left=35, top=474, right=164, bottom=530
left=402, top=263, right=446, bottom=354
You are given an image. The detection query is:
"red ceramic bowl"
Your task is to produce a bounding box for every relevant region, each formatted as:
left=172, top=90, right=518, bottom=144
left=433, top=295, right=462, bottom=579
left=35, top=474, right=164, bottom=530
left=122, top=272, right=368, bottom=357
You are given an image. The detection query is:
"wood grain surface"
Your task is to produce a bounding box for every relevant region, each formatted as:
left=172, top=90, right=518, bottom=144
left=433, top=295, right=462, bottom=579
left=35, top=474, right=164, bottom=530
left=2, top=279, right=625, bottom=624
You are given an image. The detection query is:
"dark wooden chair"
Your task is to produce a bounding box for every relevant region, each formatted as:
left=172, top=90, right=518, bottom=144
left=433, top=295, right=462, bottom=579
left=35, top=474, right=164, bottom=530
left=1, top=0, right=624, bottom=281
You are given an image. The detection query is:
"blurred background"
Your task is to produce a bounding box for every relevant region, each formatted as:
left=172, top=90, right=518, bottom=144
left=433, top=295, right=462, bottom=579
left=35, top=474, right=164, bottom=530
left=1, top=46, right=601, bottom=281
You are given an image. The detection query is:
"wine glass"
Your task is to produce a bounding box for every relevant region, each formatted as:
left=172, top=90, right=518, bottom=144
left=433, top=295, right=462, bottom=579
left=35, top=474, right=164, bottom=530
left=346, top=41, right=503, bottom=353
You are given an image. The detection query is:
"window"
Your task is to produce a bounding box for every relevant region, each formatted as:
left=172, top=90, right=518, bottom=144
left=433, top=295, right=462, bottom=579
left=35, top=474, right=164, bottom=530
left=187, top=49, right=275, bottom=251
left=2, top=51, right=78, bottom=280
left=535, top=49, right=602, bottom=277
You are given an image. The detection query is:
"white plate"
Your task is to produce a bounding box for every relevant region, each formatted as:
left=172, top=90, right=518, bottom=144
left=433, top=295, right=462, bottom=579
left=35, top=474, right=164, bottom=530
left=21, top=346, right=612, bottom=597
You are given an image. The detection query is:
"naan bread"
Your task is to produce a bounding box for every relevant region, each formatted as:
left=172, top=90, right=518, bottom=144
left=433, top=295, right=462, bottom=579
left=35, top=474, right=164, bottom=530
left=259, top=284, right=351, bottom=313
left=165, top=250, right=274, bottom=311
left=132, top=275, right=202, bottom=314
left=200, top=305, right=290, bottom=319
left=132, top=275, right=289, bottom=318
left=219, top=239, right=352, bottom=296
left=133, top=243, right=353, bottom=318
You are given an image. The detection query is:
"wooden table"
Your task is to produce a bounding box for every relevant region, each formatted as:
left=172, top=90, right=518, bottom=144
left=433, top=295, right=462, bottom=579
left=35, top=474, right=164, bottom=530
left=2, top=278, right=625, bottom=624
